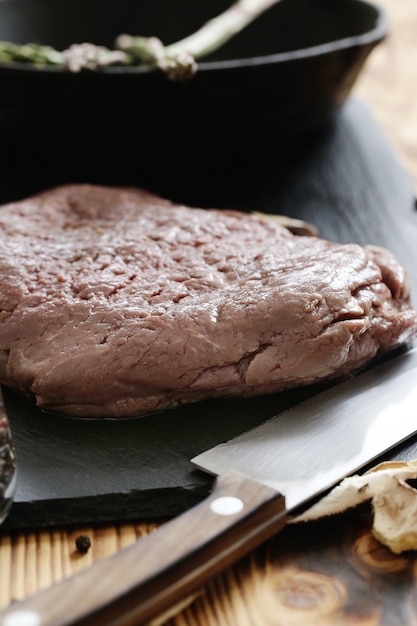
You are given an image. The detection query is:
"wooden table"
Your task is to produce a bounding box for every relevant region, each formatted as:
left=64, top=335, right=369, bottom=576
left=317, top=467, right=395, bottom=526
left=1, top=0, right=417, bottom=623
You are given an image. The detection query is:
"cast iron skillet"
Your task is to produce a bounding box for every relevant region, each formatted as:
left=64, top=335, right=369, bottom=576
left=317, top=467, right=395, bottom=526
left=0, top=0, right=387, bottom=203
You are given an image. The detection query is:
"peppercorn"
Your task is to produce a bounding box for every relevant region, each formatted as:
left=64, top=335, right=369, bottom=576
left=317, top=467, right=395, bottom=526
left=75, top=534, right=91, bottom=554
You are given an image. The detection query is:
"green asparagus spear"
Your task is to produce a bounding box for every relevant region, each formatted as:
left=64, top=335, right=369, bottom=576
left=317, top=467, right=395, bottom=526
left=0, top=0, right=282, bottom=78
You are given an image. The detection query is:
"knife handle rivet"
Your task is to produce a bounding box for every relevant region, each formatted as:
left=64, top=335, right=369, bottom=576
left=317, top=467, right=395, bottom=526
left=1, top=610, right=41, bottom=626
left=210, top=496, right=244, bottom=516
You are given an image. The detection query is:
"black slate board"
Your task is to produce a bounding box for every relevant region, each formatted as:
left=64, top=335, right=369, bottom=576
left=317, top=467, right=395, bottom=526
left=3, top=98, right=417, bottom=530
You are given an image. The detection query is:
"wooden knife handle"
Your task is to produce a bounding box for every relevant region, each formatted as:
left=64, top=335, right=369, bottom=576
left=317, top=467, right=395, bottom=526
left=0, top=470, right=286, bottom=626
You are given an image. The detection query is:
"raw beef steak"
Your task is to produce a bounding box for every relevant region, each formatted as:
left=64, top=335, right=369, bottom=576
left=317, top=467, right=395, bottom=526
left=0, top=184, right=416, bottom=418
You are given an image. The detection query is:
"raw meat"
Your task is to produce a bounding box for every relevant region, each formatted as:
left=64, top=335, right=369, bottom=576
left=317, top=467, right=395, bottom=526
left=0, top=184, right=416, bottom=418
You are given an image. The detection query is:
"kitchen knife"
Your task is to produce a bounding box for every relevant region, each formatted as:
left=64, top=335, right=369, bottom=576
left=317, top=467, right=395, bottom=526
left=0, top=345, right=416, bottom=626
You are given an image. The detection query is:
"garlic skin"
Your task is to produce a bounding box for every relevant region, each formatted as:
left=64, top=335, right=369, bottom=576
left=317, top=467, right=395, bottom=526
left=291, top=459, right=417, bottom=555
left=372, top=476, right=417, bottom=554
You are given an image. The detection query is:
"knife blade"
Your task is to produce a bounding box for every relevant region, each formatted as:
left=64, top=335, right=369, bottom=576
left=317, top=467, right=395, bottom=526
left=0, top=346, right=416, bottom=626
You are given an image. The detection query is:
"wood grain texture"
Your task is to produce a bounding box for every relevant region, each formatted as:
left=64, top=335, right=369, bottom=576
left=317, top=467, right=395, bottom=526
left=1, top=0, right=417, bottom=624
left=0, top=472, right=287, bottom=626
